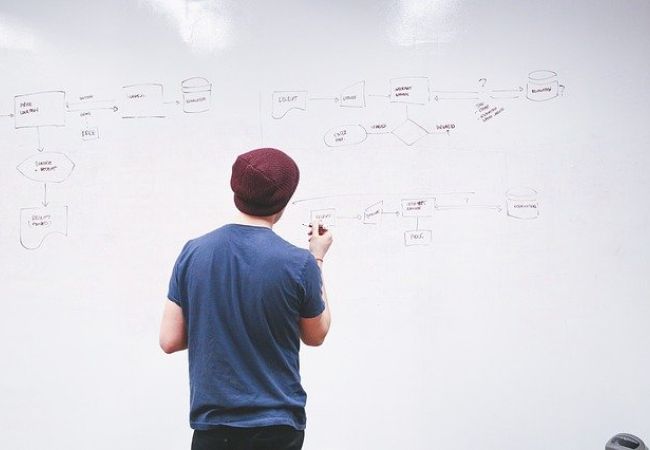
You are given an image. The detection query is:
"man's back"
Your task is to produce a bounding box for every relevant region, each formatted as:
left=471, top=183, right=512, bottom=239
left=168, top=224, right=324, bottom=430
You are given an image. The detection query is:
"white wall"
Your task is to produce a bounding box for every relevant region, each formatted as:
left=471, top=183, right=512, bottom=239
left=1, top=1, right=649, bottom=449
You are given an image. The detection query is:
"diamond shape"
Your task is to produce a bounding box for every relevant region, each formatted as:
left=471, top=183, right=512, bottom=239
left=392, top=119, right=429, bottom=145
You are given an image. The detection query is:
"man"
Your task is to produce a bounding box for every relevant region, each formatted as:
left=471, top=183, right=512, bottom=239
left=159, top=147, right=333, bottom=450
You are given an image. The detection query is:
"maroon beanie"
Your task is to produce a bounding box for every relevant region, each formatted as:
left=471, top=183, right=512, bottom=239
left=230, top=148, right=300, bottom=216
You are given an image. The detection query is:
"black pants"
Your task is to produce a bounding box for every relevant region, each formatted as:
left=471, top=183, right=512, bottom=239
left=192, top=425, right=304, bottom=450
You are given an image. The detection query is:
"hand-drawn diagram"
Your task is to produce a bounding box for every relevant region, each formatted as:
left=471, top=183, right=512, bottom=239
left=16, top=152, right=75, bottom=184
left=506, top=187, right=539, bottom=219
left=16, top=152, right=75, bottom=249
left=272, top=91, right=308, bottom=119
left=122, top=83, right=166, bottom=119
left=271, top=70, right=565, bottom=148
left=526, top=70, right=565, bottom=102
left=20, top=205, right=69, bottom=250
left=14, top=91, right=67, bottom=129
left=294, top=189, right=537, bottom=247
left=390, top=77, right=430, bottom=105
left=5, top=78, right=211, bottom=250
left=181, top=77, right=212, bottom=113
left=273, top=77, right=455, bottom=147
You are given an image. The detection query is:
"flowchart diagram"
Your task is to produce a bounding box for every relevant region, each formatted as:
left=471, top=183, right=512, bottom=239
left=4, top=78, right=212, bottom=249
left=271, top=70, right=565, bottom=147
left=295, top=187, right=539, bottom=247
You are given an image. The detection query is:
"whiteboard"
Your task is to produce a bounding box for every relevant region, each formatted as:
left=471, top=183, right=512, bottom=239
left=1, top=1, right=649, bottom=449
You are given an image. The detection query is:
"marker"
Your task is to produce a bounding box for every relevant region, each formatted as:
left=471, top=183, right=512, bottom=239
left=302, top=223, right=328, bottom=235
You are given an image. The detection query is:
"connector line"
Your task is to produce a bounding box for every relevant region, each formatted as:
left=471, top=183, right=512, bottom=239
left=292, top=191, right=476, bottom=205
left=66, top=101, right=118, bottom=113
left=37, top=127, right=43, bottom=152
left=309, top=97, right=339, bottom=102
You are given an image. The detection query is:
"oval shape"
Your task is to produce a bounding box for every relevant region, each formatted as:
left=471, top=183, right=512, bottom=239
left=528, top=70, right=557, bottom=81
left=323, top=124, right=367, bottom=147
left=17, top=152, right=75, bottom=183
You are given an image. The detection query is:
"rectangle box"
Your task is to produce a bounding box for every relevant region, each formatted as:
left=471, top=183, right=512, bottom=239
left=14, top=91, right=66, bottom=129
left=310, top=208, right=336, bottom=228
left=401, top=198, right=434, bottom=217
left=404, top=230, right=432, bottom=246
left=390, top=77, right=430, bottom=105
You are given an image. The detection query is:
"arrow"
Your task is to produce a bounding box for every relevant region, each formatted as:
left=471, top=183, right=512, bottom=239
left=490, top=87, right=524, bottom=93
left=432, top=90, right=479, bottom=94
left=435, top=95, right=479, bottom=101
left=164, top=100, right=181, bottom=105
left=36, top=127, right=44, bottom=152
left=66, top=102, right=118, bottom=113
left=435, top=204, right=503, bottom=213
left=336, top=215, right=362, bottom=220
left=368, top=94, right=390, bottom=98
left=381, top=211, right=400, bottom=216
left=0, top=113, right=14, bottom=118
left=309, top=97, right=339, bottom=102
left=42, top=183, right=49, bottom=207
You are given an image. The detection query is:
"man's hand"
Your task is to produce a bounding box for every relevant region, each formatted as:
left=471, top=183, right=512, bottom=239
left=308, top=220, right=333, bottom=260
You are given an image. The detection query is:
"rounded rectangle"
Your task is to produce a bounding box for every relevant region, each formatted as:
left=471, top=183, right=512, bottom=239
left=404, top=230, right=432, bottom=246
left=182, top=77, right=212, bottom=113
left=14, top=91, right=66, bottom=129
left=506, top=187, right=539, bottom=219
left=122, top=83, right=165, bottom=118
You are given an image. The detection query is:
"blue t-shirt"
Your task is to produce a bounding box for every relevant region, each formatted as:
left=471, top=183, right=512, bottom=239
left=168, top=224, right=325, bottom=430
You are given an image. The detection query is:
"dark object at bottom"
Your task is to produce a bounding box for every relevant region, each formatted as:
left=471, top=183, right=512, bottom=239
left=192, top=425, right=305, bottom=450
left=606, top=433, right=647, bottom=450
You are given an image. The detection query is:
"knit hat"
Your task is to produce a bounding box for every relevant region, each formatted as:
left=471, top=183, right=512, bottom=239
left=230, top=148, right=300, bottom=216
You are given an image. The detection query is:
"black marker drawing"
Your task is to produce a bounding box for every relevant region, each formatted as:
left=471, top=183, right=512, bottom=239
left=20, top=205, right=69, bottom=250
left=404, top=229, right=433, bottom=246
left=310, top=208, right=337, bottom=229
left=392, top=119, right=430, bottom=146
left=323, top=124, right=368, bottom=147
left=16, top=152, right=75, bottom=184
left=293, top=187, right=537, bottom=247
left=339, top=81, right=365, bottom=108
left=390, top=77, right=430, bottom=105
left=181, top=77, right=211, bottom=113
left=526, top=70, right=565, bottom=102
left=364, top=201, right=384, bottom=225
left=66, top=100, right=118, bottom=113
left=121, top=83, right=166, bottom=119
left=14, top=91, right=66, bottom=129
left=506, top=187, right=539, bottom=219
left=272, top=91, right=308, bottom=119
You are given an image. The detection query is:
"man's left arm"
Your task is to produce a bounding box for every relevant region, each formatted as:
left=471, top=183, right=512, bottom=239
left=159, top=299, right=187, bottom=353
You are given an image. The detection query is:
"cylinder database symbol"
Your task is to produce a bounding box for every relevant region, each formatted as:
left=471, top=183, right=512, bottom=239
left=182, top=77, right=212, bottom=113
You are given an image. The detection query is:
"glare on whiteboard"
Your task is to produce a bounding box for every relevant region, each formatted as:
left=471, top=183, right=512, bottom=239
left=0, top=16, right=40, bottom=52
left=140, top=0, right=232, bottom=52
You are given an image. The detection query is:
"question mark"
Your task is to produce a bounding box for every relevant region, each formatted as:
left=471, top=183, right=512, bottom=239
left=479, top=78, right=487, bottom=88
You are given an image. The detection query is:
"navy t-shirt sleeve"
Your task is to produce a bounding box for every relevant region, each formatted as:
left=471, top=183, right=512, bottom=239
left=299, top=254, right=325, bottom=318
left=168, top=241, right=191, bottom=309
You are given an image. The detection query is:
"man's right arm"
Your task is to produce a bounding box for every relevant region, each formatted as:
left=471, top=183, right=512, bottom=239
left=300, top=221, right=333, bottom=347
